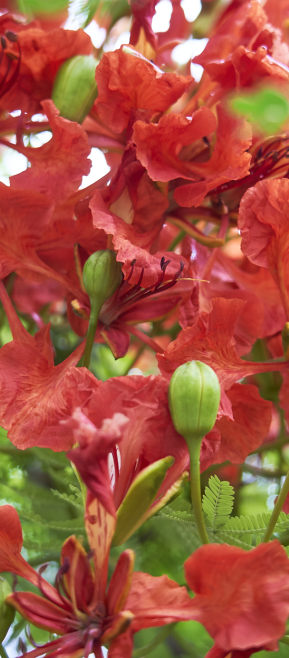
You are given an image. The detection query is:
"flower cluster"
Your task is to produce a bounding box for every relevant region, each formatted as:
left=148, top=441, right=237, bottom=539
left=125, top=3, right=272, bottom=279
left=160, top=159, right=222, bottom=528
left=1, top=0, right=289, bottom=657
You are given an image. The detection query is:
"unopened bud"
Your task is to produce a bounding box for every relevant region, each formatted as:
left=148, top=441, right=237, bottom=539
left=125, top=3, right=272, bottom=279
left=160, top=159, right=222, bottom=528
left=83, top=250, right=123, bottom=314
left=52, top=55, right=98, bottom=124
left=168, top=361, right=221, bottom=446
left=0, top=577, right=15, bottom=643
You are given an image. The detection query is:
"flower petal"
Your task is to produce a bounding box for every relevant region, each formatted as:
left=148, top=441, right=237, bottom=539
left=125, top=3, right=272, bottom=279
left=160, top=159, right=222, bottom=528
left=10, top=100, right=91, bottom=204
left=185, top=542, right=289, bottom=651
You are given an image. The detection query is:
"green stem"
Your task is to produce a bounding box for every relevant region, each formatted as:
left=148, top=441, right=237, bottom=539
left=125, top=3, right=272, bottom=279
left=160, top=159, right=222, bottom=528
left=243, top=464, right=286, bottom=480
left=189, top=442, right=210, bottom=545
left=0, top=645, right=9, bottom=658
left=168, top=230, right=186, bottom=252
left=263, top=468, right=289, bottom=542
left=82, top=305, right=101, bottom=369
left=252, top=434, right=289, bottom=455
left=132, top=623, right=176, bottom=657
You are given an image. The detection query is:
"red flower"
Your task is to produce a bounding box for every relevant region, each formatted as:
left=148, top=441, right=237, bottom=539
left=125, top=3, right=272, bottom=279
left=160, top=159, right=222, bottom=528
left=179, top=238, right=286, bottom=356
left=158, top=297, right=287, bottom=391
left=89, top=186, right=188, bottom=286
left=7, top=100, right=91, bottom=205
left=189, top=0, right=289, bottom=114
left=185, top=542, right=289, bottom=654
left=129, top=0, right=158, bottom=51
left=68, top=253, right=190, bottom=357
left=157, top=297, right=289, bottom=465
left=0, top=505, right=195, bottom=657
left=238, top=178, right=289, bottom=320
left=133, top=104, right=251, bottom=207
left=67, top=374, right=189, bottom=519
left=0, top=25, right=92, bottom=114
left=0, top=281, right=95, bottom=451
left=0, top=183, right=91, bottom=302
left=94, top=46, right=191, bottom=134
left=215, top=250, right=286, bottom=343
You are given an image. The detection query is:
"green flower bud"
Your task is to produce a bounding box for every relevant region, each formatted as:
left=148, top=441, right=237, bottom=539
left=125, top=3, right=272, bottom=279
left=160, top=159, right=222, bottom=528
left=168, top=361, right=221, bottom=445
left=83, top=250, right=123, bottom=315
left=52, top=55, right=98, bottom=124
left=0, top=577, right=15, bottom=643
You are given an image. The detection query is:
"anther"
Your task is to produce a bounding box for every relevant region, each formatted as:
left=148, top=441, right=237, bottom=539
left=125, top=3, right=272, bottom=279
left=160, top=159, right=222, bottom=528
left=256, top=146, right=263, bottom=161
left=38, top=563, right=49, bottom=576
left=0, top=36, right=6, bottom=49
left=5, top=30, right=18, bottom=42
left=18, top=638, right=27, bottom=654
left=160, top=257, right=171, bottom=272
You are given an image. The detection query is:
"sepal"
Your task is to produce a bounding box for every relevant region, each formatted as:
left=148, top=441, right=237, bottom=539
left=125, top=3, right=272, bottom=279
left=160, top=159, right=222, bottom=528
left=112, top=456, right=174, bottom=546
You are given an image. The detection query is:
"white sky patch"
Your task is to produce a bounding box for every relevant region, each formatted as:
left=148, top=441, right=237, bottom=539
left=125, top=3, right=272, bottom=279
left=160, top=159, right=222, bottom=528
left=80, top=147, right=110, bottom=188
left=85, top=20, right=107, bottom=48
left=172, top=36, right=208, bottom=81
left=128, top=367, right=143, bottom=376
left=181, top=0, right=202, bottom=22
left=104, top=30, right=130, bottom=52
left=25, top=131, right=52, bottom=148
left=152, top=0, right=172, bottom=33
left=64, top=0, right=84, bottom=29
left=0, top=147, right=27, bottom=185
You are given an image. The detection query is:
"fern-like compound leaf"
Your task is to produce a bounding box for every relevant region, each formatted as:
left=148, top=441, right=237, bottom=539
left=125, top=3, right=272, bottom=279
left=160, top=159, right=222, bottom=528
left=202, top=475, right=234, bottom=531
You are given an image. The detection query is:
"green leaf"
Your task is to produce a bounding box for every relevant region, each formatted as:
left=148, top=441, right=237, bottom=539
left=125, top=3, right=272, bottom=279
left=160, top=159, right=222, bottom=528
left=18, top=0, right=69, bottom=13
left=217, top=511, right=289, bottom=546
left=51, top=488, right=84, bottom=512
left=230, top=87, right=289, bottom=134
left=77, top=0, right=129, bottom=29
left=202, top=475, right=234, bottom=531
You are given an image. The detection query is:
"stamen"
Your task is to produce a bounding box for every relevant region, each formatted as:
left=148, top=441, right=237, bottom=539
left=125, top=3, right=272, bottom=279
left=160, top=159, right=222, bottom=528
left=18, top=638, right=27, bottom=654
left=55, top=558, right=74, bottom=606
left=36, top=565, right=71, bottom=612
left=0, top=30, right=21, bottom=99
left=25, top=625, right=42, bottom=649
left=84, top=637, right=94, bottom=658
left=119, top=265, right=145, bottom=300
left=5, top=30, right=18, bottom=43
left=209, top=137, right=289, bottom=195
left=38, top=563, right=49, bottom=576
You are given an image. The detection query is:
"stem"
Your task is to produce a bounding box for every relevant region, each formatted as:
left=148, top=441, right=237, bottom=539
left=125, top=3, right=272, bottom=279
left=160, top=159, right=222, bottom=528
left=0, top=645, right=9, bottom=658
left=82, top=305, right=101, bottom=369
left=132, top=623, right=176, bottom=657
left=262, top=468, right=289, bottom=542
left=168, top=230, right=186, bottom=252
left=189, top=442, right=210, bottom=545
left=252, top=435, right=289, bottom=455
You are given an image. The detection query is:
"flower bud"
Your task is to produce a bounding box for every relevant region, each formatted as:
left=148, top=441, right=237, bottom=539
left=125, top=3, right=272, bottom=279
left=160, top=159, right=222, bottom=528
left=52, top=55, right=98, bottom=124
left=168, top=361, right=221, bottom=445
left=0, top=577, right=15, bottom=643
left=83, top=250, right=123, bottom=314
